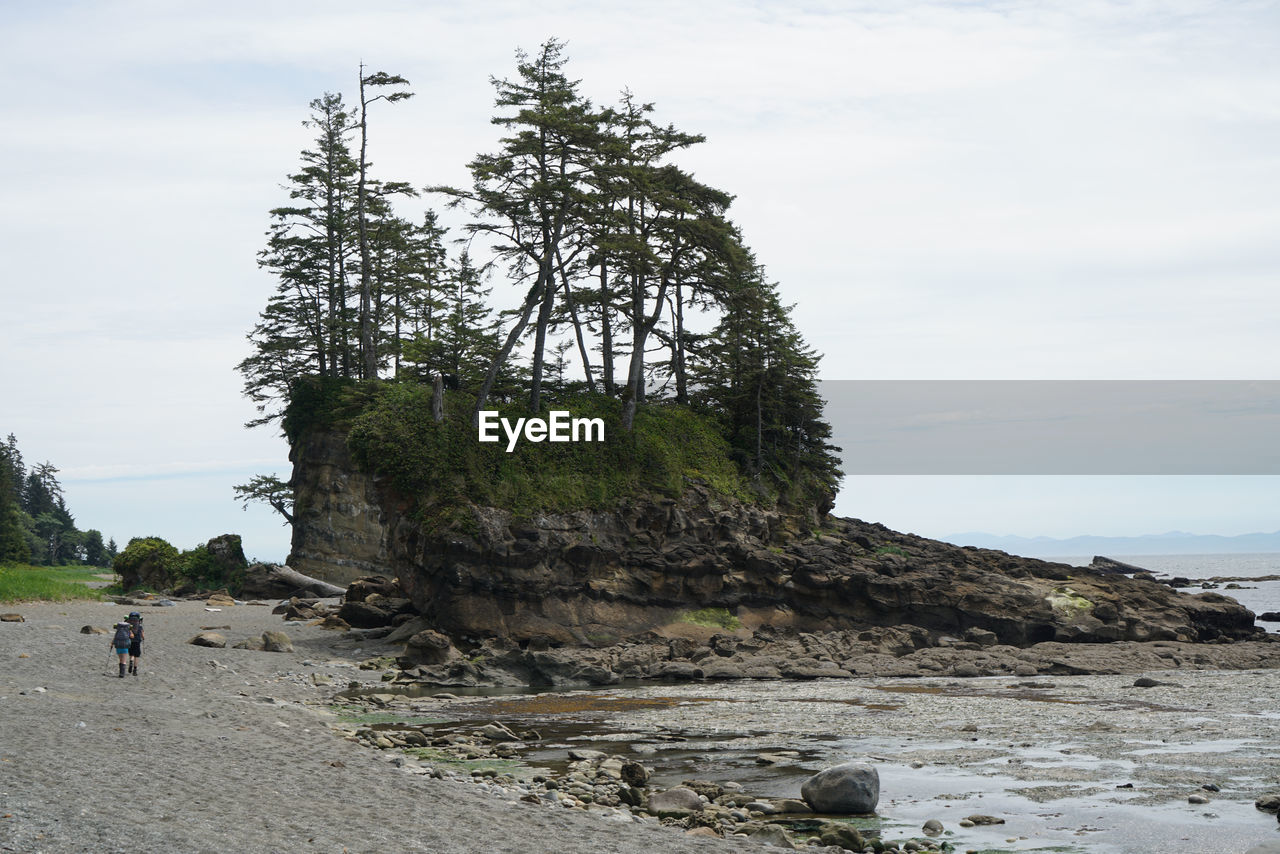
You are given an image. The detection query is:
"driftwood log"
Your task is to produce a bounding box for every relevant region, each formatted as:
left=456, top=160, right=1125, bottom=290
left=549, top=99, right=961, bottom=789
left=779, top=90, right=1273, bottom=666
left=239, top=563, right=346, bottom=599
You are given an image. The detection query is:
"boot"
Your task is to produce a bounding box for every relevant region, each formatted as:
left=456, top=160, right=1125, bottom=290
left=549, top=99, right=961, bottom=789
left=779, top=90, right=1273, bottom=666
left=118, top=662, right=126, bottom=678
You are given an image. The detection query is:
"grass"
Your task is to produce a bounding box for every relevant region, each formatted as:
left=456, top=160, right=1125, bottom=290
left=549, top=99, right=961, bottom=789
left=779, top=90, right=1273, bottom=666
left=679, top=607, right=742, bottom=630
left=875, top=545, right=910, bottom=558
left=0, top=563, right=112, bottom=603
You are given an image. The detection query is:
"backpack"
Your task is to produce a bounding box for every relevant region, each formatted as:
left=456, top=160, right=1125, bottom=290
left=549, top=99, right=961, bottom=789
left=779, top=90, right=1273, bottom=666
left=112, top=624, right=132, bottom=648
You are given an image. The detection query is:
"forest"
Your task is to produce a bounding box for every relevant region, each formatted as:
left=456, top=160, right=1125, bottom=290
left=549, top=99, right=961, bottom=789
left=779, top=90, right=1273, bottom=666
left=0, top=433, right=114, bottom=566
left=239, top=39, right=841, bottom=512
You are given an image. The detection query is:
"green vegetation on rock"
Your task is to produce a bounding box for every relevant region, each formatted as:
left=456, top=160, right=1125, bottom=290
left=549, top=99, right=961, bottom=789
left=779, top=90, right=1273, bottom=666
left=242, top=41, right=843, bottom=520
left=113, top=535, right=247, bottom=593
left=338, top=382, right=751, bottom=521
left=678, top=607, right=742, bottom=630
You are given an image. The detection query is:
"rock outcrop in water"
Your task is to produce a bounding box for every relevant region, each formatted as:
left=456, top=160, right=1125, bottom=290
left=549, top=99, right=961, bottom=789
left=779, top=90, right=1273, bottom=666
left=290, top=429, right=1260, bottom=652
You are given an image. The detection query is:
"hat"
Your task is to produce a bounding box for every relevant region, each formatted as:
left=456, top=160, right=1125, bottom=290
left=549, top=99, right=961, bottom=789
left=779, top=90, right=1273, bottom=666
left=128, top=612, right=141, bottom=619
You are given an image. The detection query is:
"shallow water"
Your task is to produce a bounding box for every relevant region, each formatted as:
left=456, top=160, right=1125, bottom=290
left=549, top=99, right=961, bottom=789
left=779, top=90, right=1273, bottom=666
left=363, top=672, right=1280, bottom=853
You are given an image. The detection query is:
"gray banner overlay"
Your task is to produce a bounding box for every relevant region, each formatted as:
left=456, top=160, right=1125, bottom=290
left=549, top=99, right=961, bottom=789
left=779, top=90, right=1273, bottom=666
left=820, top=381, right=1280, bottom=474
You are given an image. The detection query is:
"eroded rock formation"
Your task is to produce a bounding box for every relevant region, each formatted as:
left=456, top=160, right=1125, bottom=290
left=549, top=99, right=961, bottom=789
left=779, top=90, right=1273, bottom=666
left=290, top=429, right=1260, bottom=651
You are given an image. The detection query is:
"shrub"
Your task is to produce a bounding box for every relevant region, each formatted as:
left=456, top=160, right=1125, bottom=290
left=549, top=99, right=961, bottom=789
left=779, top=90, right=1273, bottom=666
left=113, top=537, right=182, bottom=592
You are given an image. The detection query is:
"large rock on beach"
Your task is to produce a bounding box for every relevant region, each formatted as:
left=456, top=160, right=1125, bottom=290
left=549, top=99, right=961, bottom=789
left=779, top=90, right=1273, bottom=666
left=189, top=632, right=227, bottom=648
left=261, top=630, right=293, bottom=652
left=801, top=762, right=879, bottom=814
left=646, top=787, right=704, bottom=815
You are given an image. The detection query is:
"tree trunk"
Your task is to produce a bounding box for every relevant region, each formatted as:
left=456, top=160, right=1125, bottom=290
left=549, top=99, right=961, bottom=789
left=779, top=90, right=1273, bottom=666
left=529, top=261, right=555, bottom=412
left=556, top=249, right=595, bottom=392
left=431, top=373, right=444, bottom=422
left=673, top=280, right=687, bottom=404
left=472, top=284, right=543, bottom=421
left=357, top=65, right=376, bottom=380
left=599, top=262, right=615, bottom=396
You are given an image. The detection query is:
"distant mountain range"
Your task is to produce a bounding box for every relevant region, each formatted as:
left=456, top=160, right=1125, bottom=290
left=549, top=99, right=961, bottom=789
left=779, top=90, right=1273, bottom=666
left=942, top=530, right=1280, bottom=558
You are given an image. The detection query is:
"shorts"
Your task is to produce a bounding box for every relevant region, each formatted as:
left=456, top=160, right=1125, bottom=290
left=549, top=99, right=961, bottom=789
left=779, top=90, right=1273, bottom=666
left=129, top=644, right=141, bottom=657
left=114, top=647, right=129, bottom=655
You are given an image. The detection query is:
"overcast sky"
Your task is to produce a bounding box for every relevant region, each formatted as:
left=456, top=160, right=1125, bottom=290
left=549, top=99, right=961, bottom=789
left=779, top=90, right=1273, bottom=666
left=2, top=1, right=1278, bottom=562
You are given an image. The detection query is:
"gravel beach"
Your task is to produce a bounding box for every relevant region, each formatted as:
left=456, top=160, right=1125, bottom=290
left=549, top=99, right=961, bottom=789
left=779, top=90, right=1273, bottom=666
left=5, top=598, right=1280, bottom=854
left=0, top=599, right=732, bottom=854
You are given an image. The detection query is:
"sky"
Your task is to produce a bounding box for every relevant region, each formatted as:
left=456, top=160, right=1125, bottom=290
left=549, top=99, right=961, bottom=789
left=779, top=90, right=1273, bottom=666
left=2, top=1, right=1278, bottom=562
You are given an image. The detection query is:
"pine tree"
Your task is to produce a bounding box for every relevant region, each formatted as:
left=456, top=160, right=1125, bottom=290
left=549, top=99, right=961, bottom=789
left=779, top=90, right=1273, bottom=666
left=432, top=38, right=599, bottom=415
left=239, top=93, right=360, bottom=426
left=356, top=67, right=414, bottom=380
left=694, top=267, right=842, bottom=509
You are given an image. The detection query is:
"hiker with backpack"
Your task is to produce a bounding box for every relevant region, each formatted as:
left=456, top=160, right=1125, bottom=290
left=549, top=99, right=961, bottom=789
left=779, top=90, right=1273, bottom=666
left=110, top=620, right=132, bottom=678
left=126, top=611, right=143, bottom=675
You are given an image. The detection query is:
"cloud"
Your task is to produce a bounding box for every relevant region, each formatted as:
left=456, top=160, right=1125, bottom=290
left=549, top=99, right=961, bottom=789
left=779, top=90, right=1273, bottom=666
left=3, top=1, right=1279, bottom=545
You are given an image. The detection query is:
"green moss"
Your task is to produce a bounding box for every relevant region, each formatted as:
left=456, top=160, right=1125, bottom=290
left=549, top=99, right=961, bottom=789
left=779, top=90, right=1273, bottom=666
left=679, top=607, right=741, bottom=630
left=336, top=382, right=753, bottom=523
left=1047, top=586, right=1094, bottom=617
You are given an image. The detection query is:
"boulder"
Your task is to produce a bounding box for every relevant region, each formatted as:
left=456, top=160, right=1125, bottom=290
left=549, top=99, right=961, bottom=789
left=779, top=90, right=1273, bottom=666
left=403, top=629, right=457, bottom=666
left=262, top=630, right=293, bottom=653
left=801, top=762, right=880, bottom=814
left=1255, top=794, right=1280, bottom=813
left=80, top=625, right=108, bottom=635
left=817, top=822, right=865, bottom=851
left=749, top=825, right=796, bottom=848
left=1, top=613, right=25, bottom=622
left=206, top=533, right=248, bottom=578
left=339, top=600, right=393, bottom=628
left=189, top=632, right=227, bottom=648
left=206, top=592, right=236, bottom=606
left=345, top=575, right=401, bottom=603
left=233, top=636, right=265, bottom=651
left=646, top=787, right=704, bottom=815
left=621, top=761, right=650, bottom=787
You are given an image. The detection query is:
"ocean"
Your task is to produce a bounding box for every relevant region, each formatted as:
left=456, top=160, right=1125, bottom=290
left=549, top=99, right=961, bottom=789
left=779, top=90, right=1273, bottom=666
left=1045, top=552, right=1280, bottom=632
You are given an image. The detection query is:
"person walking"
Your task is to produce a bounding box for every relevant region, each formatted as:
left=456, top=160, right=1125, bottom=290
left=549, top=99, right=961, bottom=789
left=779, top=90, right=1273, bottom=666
left=110, top=620, right=131, bottom=678
left=126, top=611, right=144, bottom=676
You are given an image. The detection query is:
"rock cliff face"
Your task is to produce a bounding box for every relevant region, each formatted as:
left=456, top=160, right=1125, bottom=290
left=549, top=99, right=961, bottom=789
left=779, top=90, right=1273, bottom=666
left=288, top=431, right=388, bottom=586
left=290, top=429, right=1259, bottom=647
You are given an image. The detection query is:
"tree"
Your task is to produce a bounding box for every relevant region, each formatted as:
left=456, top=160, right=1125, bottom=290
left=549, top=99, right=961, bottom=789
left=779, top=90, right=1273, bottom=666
left=83, top=529, right=106, bottom=566
left=233, top=475, right=295, bottom=525
left=356, top=66, right=414, bottom=380
left=0, top=448, right=28, bottom=563
left=239, top=93, right=361, bottom=426
left=433, top=38, right=599, bottom=416
left=694, top=267, right=841, bottom=508
left=106, top=537, right=119, bottom=561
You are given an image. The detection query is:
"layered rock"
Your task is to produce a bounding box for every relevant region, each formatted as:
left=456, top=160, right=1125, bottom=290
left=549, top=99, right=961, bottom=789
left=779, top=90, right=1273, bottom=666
left=289, top=430, right=388, bottom=585
left=290, top=429, right=1261, bottom=650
